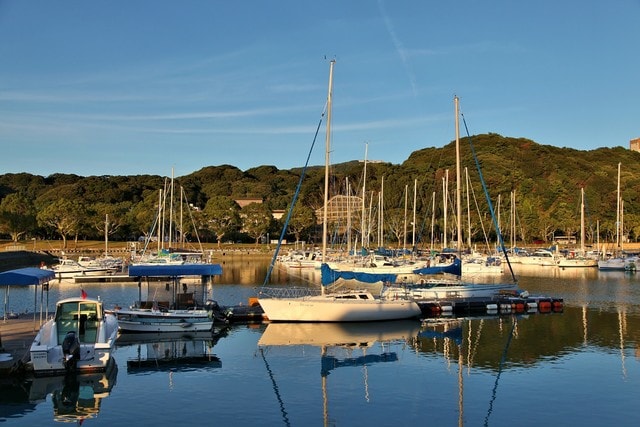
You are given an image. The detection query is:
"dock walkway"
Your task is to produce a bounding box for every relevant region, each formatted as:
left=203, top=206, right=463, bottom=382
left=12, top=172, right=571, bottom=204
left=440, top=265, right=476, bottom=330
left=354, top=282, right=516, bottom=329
left=0, top=314, right=40, bottom=376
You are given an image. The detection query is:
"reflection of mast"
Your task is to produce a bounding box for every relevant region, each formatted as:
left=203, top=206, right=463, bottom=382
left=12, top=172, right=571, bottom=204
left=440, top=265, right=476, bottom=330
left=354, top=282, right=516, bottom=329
left=618, top=307, right=627, bottom=379
left=322, top=346, right=329, bottom=427
left=458, top=339, right=464, bottom=427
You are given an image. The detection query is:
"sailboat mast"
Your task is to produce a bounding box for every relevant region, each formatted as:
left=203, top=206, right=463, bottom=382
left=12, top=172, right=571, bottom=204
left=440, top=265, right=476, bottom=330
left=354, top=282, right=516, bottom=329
left=104, top=213, right=109, bottom=256
left=581, top=187, right=585, bottom=254
left=169, top=168, right=174, bottom=249
left=361, top=142, right=368, bottom=249
left=616, top=162, right=621, bottom=250
left=412, top=178, right=417, bottom=252
left=322, top=59, right=335, bottom=265
left=455, top=95, right=462, bottom=254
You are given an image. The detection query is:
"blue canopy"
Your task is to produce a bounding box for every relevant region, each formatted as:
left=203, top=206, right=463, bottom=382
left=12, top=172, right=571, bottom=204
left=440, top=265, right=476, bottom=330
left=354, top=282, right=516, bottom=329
left=0, top=267, right=55, bottom=286
left=128, top=263, right=222, bottom=277
left=321, top=263, right=398, bottom=286
left=1, top=268, right=55, bottom=323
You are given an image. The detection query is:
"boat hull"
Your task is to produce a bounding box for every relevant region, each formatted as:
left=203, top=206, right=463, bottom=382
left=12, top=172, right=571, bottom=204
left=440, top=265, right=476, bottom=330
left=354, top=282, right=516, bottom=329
left=258, top=295, right=421, bottom=322
left=385, top=282, right=519, bottom=300
left=114, top=309, right=213, bottom=333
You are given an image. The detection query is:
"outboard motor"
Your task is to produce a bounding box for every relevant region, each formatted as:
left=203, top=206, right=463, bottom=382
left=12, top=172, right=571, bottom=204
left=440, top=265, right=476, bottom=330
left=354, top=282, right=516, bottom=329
left=61, top=331, right=80, bottom=372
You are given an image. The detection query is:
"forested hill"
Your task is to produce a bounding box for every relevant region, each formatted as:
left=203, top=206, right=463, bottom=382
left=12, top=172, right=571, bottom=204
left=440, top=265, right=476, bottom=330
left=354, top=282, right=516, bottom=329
left=1, top=133, right=640, bottom=242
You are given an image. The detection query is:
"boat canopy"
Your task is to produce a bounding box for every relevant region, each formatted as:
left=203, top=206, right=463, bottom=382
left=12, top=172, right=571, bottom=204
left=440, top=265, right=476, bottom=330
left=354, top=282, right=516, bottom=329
left=412, top=258, right=462, bottom=276
left=128, top=263, right=222, bottom=277
left=320, top=258, right=462, bottom=287
left=320, top=263, right=398, bottom=286
left=0, top=267, right=55, bottom=286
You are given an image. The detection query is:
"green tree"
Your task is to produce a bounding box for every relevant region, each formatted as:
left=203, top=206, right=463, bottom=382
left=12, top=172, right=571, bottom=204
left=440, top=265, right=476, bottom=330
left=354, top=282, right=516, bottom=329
left=241, top=203, right=273, bottom=246
left=203, top=196, right=240, bottom=247
left=37, top=199, right=86, bottom=248
left=286, top=203, right=316, bottom=243
left=0, top=193, right=37, bottom=241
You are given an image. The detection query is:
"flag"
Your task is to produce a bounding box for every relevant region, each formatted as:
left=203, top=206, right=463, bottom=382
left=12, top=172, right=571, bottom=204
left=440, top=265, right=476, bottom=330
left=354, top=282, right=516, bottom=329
left=81, top=289, right=87, bottom=299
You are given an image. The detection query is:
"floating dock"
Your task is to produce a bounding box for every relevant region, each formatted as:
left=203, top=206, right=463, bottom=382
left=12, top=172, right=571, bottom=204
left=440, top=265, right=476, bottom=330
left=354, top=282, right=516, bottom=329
left=417, top=295, right=564, bottom=318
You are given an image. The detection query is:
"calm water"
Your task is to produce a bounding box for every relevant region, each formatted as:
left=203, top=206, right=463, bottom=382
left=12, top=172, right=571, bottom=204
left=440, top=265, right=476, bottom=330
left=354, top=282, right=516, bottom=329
left=1, top=258, right=639, bottom=426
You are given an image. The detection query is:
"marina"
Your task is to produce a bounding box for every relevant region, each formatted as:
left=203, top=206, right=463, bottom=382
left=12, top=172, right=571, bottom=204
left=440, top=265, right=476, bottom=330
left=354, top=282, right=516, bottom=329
left=0, top=256, right=638, bottom=426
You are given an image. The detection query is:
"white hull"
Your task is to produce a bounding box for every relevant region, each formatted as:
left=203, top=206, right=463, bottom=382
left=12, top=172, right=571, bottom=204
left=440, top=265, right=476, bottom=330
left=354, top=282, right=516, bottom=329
left=384, top=280, right=519, bottom=300
left=598, top=258, right=626, bottom=270
left=258, top=292, right=421, bottom=322
left=518, top=257, right=558, bottom=267
left=113, top=308, right=213, bottom=333
left=597, top=257, right=638, bottom=271
left=30, top=297, right=118, bottom=376
left=558, top=258, right=598, bottom=268
left=461, top=263, right=503, bottom=275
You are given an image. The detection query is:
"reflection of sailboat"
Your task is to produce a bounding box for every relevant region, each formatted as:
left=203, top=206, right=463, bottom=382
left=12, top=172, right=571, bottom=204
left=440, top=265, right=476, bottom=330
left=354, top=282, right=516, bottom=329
left=258, top=321, right=419, bottom=426
left=418, top=317, right=518, bottom=427
left=28, top=358, right=118, bottom=423
left=121, top=330, right=224, bottom=373
left=258, top=321, right=420, bottom=348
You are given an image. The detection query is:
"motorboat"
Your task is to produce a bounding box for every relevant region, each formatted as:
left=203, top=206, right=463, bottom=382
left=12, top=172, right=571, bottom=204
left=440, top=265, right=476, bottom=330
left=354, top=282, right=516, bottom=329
left=112, top=305, right=214, bottom=333
left=51, top=258, right=117, bottom=280
left=30, top=297, right=119, bottom=376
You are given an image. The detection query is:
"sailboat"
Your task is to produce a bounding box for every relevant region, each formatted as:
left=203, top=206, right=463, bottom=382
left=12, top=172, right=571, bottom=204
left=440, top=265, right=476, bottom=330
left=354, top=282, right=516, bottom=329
left=597, top=163, right=638, bottom=271
left=382, top=96, right=520, bottom=301
left=558, top=187, right=597, bottom=268
left=257, top=60, right=421, bottom=322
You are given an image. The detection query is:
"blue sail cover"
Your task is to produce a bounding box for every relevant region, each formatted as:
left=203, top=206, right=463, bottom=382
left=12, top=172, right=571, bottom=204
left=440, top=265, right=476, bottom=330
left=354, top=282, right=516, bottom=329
left=412, top=258, right=462, bottom=276
left=321, top=263, right=398, bottom=286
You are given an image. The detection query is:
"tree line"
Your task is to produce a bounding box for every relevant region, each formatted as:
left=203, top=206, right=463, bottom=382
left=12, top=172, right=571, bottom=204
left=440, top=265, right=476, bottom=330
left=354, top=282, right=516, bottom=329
left=1, top=133, right=639, bottom=251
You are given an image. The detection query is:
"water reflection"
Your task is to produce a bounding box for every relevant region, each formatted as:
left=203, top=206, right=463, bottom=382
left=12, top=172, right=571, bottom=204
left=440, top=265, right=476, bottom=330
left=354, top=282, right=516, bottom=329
left=258, top=321, right=420, bottom=426
left=28, top=359, right=118, bottom=423
left=117, top=330, right=225, bottom=374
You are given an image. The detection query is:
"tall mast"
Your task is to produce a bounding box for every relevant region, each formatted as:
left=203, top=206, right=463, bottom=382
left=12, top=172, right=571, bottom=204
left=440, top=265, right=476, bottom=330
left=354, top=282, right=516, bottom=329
left=616, top=162, right=621, bottom=250
left=412, top=178, right=417, bottom=252
left=455, top=96, right=462, bottom=254
left=361, top=142, right=368, bottom=249
left=169, top=167, right=174, bottom=249
left=580, top=187, right=585, bottom=254
left=322, top=59, right=335, bottom=267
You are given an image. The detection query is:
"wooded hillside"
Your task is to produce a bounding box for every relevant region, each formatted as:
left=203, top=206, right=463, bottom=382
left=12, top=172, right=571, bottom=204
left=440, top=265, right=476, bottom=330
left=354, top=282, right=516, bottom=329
left=1, top=133, right=639, bottom=246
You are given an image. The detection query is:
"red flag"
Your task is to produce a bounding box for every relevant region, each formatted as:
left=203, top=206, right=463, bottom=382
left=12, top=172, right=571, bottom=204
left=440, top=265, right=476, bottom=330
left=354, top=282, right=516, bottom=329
left=81, top=289, right=87, bottom=299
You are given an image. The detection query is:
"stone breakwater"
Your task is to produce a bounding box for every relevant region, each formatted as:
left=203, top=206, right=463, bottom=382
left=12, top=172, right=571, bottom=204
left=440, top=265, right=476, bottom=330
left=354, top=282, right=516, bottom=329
left=0, top=251, right=58, bottom=273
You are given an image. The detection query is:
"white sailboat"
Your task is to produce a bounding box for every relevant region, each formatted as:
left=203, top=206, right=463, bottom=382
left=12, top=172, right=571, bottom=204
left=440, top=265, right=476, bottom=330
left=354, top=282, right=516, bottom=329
left=383, top=96, right=519, bottom=301
left=598, top=163, right=637, bottom=270
left=558, top=187, right=597, bottom=268
left=257, top=60, right=421, bottom=322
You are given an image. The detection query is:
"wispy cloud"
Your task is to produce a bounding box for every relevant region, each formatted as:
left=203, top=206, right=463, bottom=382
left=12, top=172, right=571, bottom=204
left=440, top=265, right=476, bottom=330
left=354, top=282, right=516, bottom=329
left=378, top=0, right=418, bottom=97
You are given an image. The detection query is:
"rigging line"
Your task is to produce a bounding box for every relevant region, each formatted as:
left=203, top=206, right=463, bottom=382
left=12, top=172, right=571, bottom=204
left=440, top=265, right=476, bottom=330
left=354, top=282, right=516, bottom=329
left=460, top=112, right=517, bottom=283
left=259, top=348, right=291, bottom=427
left=483, top=318, right=517, bottom=427
left=262, top=103, right=327, bottom=287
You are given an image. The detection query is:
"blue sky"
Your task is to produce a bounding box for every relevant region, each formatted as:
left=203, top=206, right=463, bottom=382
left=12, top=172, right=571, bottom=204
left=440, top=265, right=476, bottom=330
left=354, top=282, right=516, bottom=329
left=1, top=1, right=639, bottom=178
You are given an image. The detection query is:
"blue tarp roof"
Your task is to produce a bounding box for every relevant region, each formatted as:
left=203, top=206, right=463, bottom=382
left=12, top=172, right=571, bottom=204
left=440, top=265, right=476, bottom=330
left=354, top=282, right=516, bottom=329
left=0, top=267, right=55, bottom=286
left=128, top=263, right=223, bottom=277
